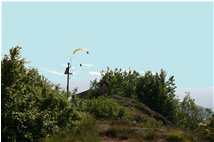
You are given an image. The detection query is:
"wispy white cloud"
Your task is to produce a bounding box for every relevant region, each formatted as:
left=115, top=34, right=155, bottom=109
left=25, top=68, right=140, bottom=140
left=72, top=72, right=78, bottom=75
left=81, top=63, right=94, bottom=67
left=89, top=71, right=101, bottom=76
left=41, top=67, right=65, bottom=76
left=62, top=64, right=67, bottom=67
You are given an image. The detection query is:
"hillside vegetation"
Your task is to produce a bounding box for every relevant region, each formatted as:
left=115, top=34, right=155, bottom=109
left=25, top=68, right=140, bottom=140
left=2, top=46, right=214, bottom=142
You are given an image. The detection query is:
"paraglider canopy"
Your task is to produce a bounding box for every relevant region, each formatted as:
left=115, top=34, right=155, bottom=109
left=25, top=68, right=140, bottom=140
left=73, top=48, right=89, bottom=54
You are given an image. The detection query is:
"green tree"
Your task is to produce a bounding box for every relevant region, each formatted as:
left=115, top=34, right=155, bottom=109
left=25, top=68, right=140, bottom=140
left=1, top=46, right=79, bottom=142
left=101, top=68, right=140, bottom=99
left=199, top=114, right=214, bottom=142
left=177, top=92, right=213, bottom=130
left=94, top=68, right=178, bottom=123
left=136, top=70, right=178, bottom=123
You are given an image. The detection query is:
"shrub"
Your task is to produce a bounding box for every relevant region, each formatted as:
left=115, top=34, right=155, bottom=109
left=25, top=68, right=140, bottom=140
left=165, top=131, right=183, bottom=142
left=1, top=47, right=80, bottom=142
left=75, top=113, right=100, bottom=142
left=44, top=113, right=100, bottom=142
left=85, top=96, right=130, bottom=120
left=90, top=68, right=178, bottom=123
left=198, top=115, right=214, bottom=142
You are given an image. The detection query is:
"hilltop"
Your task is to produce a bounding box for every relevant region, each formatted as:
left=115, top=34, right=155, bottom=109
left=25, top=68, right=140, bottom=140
left=2, top=47, right=214, bottom=142
left=78, top=92, right=196, bottom=142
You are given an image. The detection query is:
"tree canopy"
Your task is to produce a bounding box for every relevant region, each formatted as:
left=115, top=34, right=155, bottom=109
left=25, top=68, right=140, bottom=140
left=90, top=68, right=178, bottom=123
left=1, top=46, right=79, bottom=142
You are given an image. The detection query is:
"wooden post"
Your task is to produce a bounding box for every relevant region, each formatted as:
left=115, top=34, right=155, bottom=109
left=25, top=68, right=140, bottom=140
left=64, top=62, right=72, bottom=97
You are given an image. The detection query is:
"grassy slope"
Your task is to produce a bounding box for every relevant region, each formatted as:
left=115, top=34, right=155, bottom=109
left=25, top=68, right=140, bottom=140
left=97, top=95, right=198, bottom=142
left=44, top=95, right=200, bottom=142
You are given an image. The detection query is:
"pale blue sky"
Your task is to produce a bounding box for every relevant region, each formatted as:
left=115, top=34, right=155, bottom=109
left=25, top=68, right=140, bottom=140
left=2, top=2, right=213, bottom=108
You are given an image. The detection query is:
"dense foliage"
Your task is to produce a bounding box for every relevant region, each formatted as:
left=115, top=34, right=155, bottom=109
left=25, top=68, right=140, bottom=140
left=92, top=68, right=178, bottom=122
left=177, top=92, right=213, bottom=130
left=199, top=114, right=214, bottom=141
left=89, top=68, right=214, bottom=141
left=85, top=96, right=130, bottom=120
left=44, top=113, right=100, bottom=142
left=1, top=47, right=80, bottom=142
left=2, top=47, right=214, bottom=142
left=176, top=92, right=214, bottom=141
left=135, top=70, right=178, bottom=123
left=101, top=68, right=140, bottom=99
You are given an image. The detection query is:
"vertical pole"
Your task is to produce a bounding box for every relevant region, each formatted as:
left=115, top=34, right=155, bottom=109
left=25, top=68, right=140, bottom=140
left=67, top=62, right=70, bottom=95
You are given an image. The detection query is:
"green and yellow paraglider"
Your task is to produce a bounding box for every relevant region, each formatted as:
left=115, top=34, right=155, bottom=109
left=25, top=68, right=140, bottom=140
left=73, top=48, right=89, bottom=54
left=64, top=48, right=90, bottom=96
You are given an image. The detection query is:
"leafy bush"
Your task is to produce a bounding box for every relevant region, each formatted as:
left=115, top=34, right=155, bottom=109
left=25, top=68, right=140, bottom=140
left=75, top=113, right=100, bottom=142
left=99, top=68, right=140, bottom=98
left=1, top=47, right=80, bottom=142
left=136, top=70, right=178, bottom=123
left=177, top=93, right=213, bottom=131
left=90, top=68, right=178, bottom=123
left=44, top=113, right=100, bottom=142
left=198, top=115, right=214, bottom=142
left=85, top=96, right=130, bottom=120
left=165, top=131, right=183, bottom=142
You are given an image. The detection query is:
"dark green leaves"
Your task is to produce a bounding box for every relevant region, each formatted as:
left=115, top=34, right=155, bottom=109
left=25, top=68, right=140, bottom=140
left=1, top=46, right=79, bottom=142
